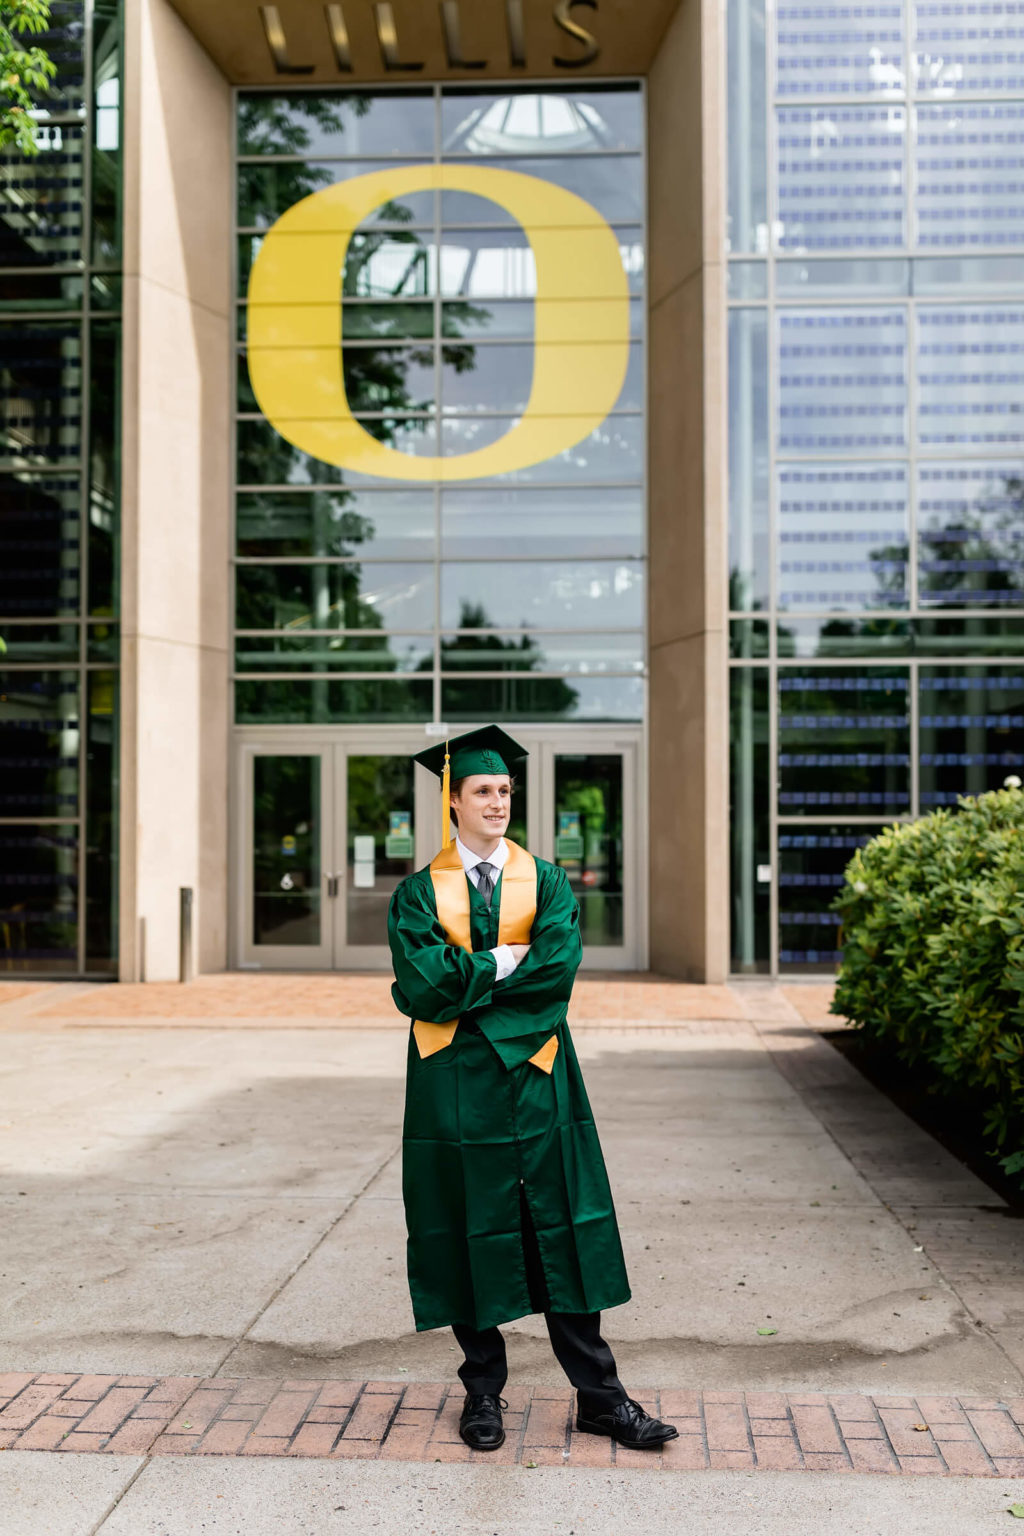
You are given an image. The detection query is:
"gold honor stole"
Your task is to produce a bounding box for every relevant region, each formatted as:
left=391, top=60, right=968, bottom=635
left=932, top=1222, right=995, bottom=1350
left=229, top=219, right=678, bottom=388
left=412, top=839, right=560, bottom=1075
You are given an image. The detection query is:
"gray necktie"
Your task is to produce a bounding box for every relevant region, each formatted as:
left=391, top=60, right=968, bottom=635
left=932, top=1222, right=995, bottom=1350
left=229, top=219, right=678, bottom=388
left=475, top=862, right=496, bottom=907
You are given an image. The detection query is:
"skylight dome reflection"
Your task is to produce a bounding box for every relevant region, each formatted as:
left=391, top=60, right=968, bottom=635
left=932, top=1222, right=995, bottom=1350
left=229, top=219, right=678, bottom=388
left=445, top=94, right=613, bottom=155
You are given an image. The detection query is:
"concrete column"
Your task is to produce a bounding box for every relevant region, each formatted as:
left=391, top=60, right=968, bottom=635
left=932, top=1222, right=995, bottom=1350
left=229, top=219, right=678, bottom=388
left=646, top=0, right=730, bottom=980
left=119, top=0, right=232, bottom=980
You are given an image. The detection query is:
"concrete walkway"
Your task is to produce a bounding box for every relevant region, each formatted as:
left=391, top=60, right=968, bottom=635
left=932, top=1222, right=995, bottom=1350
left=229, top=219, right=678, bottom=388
left=1, top=976, right=1023, bottom=1530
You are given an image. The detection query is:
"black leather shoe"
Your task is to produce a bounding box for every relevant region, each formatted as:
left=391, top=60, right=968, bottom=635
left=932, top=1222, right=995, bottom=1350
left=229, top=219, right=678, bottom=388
left=576, top=1397, right=679, bottom=1449
left=459, top=1393, right=507, bottom=1451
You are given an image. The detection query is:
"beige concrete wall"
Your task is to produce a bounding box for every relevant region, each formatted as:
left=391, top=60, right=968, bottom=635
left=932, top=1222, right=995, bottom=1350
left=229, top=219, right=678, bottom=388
left=120, top=0, right=232, bottom=980
left=647, top=0, right=730, bottom=980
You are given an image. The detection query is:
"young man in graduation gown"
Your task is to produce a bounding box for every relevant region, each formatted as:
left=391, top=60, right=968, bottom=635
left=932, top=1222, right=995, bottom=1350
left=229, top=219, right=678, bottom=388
left=387, top=725, right=677, bottom=1453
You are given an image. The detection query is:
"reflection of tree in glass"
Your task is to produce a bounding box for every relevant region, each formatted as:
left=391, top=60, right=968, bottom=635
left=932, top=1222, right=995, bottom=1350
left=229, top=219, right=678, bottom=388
left=916, top=470, right=1024, bottom=607
left=434, top=600, right=580, bottom=717
left=238, top=92, right=372, bottom=156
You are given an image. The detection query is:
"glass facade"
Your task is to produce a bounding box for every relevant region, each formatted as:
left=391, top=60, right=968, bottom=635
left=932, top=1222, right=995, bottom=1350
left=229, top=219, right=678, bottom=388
left=0, top=0, right=122, bottom=975
left=728, top=0, right=1024, bottom=973
left=234, top=85, right=645, bottom=728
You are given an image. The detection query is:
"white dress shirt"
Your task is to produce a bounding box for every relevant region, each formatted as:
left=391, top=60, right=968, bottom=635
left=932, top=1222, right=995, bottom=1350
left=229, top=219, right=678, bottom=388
left=455, top=834, right=522, bottom=981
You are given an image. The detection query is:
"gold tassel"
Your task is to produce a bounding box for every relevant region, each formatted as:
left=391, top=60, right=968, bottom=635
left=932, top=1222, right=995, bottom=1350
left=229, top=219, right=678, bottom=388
left=441, top=739, right=451, bottom=850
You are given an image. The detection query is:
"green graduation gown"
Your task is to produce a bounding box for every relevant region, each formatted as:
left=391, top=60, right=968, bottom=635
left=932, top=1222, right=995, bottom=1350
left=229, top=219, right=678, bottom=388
left=388, top=853, right=632, bottom=1333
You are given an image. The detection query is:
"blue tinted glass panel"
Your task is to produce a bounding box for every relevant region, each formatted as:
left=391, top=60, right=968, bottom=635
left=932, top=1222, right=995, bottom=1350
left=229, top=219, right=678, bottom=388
left=776, top=108, right=906, bottom=253
left=778, top=826, right=879, bottom=971
left=778, top=669, right=911, bottom=813
left=777, top=463, right=909, bottom=610
left=777, top=309, right=908, bottom=453
left=916, top=104, right=1024, bottom=251
left=916, top=305, right=1024, bottom=450
left=919, top=667, right=1024, bottom=806
left=918, top=462, right=1024, bottom=608
left=730, top=668, right=771, bottom=972
left=914, top=0, right=1024, bottom=94
left=777, top=0, right=904, bottom=96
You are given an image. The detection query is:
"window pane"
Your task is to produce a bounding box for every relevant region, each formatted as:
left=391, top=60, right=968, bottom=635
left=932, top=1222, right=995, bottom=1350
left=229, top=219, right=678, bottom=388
left=88, top=319, right=119, bottom=618
left=85, top=669, right=116, bottom=972
left=0, top=825, right=78, bottom=973
left=442, top=675, right=642, bottom=722
left=913, top=255, right=1024, bottom=295
left=777, top=108, right=906, bottom=254
left=779, top=617, right=912, bottom=659
left=341, top=345, right=437, bottom=413
left=728, top=0, right=768, bottom=253
left=236, top=633, right=433, bottom=673
left=439, top=158, right=643, bottom=226
left=442, top=486, right=643, bottom=559
left=729, top=308, right=769, bottom=609
left=728, top=263, right=768, bottom=300
left=236, top=678, right=433, bottom=724
left=778, top=826, right=879, bottom=973
left=237, top=416, right=437, bottom=486
left=730, top=668, right=770, bottom=973
left=238, top=90, right=435, bottom=157
left=342, top=300, right=436, bottom=340
left=346, top=754, right=416, bottom=946
left=441, top=87, right=642, bottom=156
left=778, top=668, right=911, bottom=814
left=915, top=616, right=1024, bottom=657
left=235, top=563, right=435, bottom=632
left=0, top=324, right=82, bottom=465
left=916, top=104, right=1024, bottom=252
left=440, top=631, right=643, bottom=673
left=919, top=667, right=1024, bottom=807
left=441, top=296, right=644, bottom=341
left=553, top=754, right=624, bottom=947
left=237, top=489, right=435, bottom=559
left=913, top=0, right=1024, bottom=94
left=918, top=462, right=1024, bottom=608
left=252, top=755, right=321, bottom=947
left=0, top=670, right=80, bottom=816
left=777, top=0, right=904, bottom=97
left=440, top=415, right=643, bottom=483
left=0, top=129, right=86, bottom=267
left=777, top=463, right=909, bottom=611
left=0, top=474, right=80, bottom=617
left=439, top=340, right=641, bottom=415
left=916, top=306, right=1024, bottom=450
left=441, top=560, right=643, bottom=629
left=0, top=625, right=79, bottom=663
left=435, top=224, right=643, bottom=298
left=776, top=258, right=910, bottom=298
left=238, top=160, right=434, bottom=230
left=777, top=309, right=908, bottom=454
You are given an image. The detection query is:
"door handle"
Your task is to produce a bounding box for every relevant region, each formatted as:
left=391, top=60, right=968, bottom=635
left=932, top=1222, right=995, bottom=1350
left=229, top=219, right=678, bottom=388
left=325, top=872, right=340, bottom=898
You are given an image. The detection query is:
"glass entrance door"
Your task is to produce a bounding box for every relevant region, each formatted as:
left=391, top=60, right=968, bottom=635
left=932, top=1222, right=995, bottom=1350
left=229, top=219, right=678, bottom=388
left=237, top=730, right=643, bottom=971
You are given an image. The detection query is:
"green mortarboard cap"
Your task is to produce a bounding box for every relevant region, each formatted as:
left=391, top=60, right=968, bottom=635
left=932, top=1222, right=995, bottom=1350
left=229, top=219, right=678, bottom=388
left=414, top=724, right=528, bottom=781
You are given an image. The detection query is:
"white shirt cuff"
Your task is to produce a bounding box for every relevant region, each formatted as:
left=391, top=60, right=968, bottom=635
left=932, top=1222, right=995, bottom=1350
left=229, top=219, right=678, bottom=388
left=490, top=944, right=519, bottom=982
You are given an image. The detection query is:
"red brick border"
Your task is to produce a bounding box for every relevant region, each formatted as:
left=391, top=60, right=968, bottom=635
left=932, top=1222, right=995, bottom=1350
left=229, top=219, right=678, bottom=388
left=3, top=1373, right=1024, bottom=1474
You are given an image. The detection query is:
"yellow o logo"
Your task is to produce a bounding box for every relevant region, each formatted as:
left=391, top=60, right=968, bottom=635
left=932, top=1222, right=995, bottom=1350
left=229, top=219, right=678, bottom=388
left=246, top=165, right=630, bottom=481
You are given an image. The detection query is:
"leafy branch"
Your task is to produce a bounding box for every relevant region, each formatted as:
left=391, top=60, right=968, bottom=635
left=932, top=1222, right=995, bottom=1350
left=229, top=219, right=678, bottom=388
left=1, top=0, right=56, bottom=155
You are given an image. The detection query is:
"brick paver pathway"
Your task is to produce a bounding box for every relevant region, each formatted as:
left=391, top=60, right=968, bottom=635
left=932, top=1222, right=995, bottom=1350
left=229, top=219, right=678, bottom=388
left=2, top=1373, right=1022, bottom=1476
left=0, top=974, right=840, bottom=1026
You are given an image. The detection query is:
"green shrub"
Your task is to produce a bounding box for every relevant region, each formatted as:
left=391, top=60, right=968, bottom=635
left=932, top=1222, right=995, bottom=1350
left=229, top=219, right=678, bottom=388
left=831, top=788, right=1024, bottom=1183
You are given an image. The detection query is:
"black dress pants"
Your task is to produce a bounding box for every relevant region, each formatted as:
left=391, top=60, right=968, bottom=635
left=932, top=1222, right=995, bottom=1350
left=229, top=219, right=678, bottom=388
left=452, top=1183, right=627, bottom=1416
